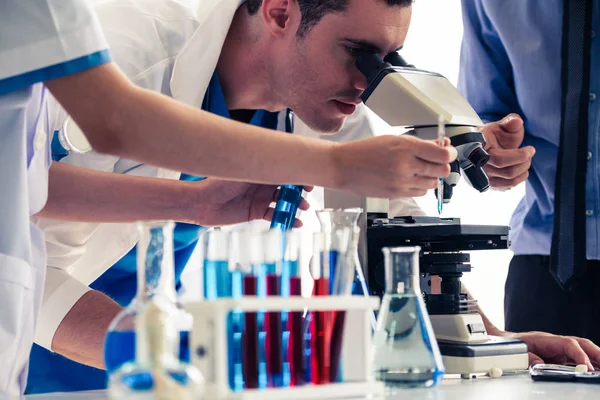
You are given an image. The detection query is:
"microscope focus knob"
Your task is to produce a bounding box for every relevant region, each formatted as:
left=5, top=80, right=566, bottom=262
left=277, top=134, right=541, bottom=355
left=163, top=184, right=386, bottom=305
left=467, top=146, right=490, bottom=167
left=464, top=165, right=490, bottom=193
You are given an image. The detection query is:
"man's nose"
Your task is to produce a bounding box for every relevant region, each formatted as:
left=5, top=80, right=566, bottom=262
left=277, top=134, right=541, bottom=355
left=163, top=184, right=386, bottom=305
left=352, top=70, right=368, bottom=92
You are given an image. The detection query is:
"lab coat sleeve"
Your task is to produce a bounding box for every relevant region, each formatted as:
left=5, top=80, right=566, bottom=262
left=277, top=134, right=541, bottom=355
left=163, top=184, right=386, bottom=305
left=0, top=1, right=110, bottom=94
left=33, top=268, right=91, bottom=350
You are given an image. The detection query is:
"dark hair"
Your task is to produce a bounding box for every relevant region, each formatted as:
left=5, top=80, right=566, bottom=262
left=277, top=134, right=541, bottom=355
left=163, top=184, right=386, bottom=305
left=245, top=0, right=413, bottom=37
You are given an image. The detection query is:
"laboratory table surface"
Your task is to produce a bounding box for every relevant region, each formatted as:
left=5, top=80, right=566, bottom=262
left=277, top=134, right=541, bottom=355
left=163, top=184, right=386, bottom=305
left=25, top=375, right=600, bottom=400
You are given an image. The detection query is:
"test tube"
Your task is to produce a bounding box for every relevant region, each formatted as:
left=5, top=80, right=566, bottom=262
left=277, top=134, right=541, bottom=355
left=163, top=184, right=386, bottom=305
left=230, top=231, right=261, bottom=389
left=201, top=230, right=244, bottom=392
left=329, top=228, right=354, bottom=383
left=283, top=231, right=305, bottom=386
left=270, top=185, right=304, bottom=231
left=310, top=232, right=333, bottom=384
left=263, top=229, right=286, bottom=388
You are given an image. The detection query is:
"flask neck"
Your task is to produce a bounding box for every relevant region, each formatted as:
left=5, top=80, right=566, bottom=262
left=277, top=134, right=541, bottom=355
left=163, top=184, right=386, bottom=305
left=316, top=208, right=362, bottom=232
left=136, top=222, right=177, bottom=303
left=382, top=247, right=421, bottom=295
left=135, top=301, right=180, bottom=368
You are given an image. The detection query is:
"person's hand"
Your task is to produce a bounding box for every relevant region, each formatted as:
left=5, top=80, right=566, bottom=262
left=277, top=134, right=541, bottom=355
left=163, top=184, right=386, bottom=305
left=332, top=135, right=457, bottom=198
left=480, top=113, right=536, bottom=189
left=188, top=179, right=312, bottom=227
left=500, top=330, right=600, bottom=371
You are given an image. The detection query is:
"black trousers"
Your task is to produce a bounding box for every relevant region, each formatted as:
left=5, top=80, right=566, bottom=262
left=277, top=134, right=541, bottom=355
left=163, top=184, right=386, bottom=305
left=505, top=255, right=600, bottom=345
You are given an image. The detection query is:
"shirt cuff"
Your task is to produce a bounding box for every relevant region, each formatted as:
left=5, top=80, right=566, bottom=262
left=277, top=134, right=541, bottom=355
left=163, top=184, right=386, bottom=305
left=34, top=267, right=91, bottom=350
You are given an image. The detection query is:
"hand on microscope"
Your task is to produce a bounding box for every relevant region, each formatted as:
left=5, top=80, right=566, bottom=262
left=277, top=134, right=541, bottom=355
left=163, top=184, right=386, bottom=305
left=479, top=113, right=536, bottom=189
left=333, top=134, right=457, bottom=198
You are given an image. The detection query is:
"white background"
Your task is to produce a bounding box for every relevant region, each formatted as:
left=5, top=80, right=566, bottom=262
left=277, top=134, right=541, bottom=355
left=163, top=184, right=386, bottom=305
left=183, top=0, right=527, bottom=331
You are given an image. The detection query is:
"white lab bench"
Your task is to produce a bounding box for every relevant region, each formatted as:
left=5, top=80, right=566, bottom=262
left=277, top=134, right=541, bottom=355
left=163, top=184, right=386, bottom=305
left=25, top=375, right=600, bottom=400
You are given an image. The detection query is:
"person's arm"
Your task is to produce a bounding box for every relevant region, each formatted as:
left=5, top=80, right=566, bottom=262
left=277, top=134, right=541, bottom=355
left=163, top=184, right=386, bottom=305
left=50, top=290, right=122, bottom=369
left=45, top=63, right=456, bottom=199
left=39, top=162, right=307, bottom=226
left=459, top=0, right=534, bottom=189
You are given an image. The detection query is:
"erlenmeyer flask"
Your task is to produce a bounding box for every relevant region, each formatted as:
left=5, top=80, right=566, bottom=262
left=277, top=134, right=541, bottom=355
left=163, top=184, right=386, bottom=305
left=108, top=222, right=203, bottom=399
left=372, top=246, right=444, bottom=388
left=104, top=222, right=193, bottom=375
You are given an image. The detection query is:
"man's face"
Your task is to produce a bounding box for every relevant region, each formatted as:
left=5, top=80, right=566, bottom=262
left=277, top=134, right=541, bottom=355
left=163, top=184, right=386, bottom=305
left=271, top=0, right=411, bottom=133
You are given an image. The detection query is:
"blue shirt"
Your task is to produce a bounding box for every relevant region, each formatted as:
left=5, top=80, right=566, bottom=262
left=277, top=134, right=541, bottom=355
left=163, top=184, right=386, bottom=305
left=25, top=73, right=279, bottom=394
left=459, top=0, right=600, bottom=259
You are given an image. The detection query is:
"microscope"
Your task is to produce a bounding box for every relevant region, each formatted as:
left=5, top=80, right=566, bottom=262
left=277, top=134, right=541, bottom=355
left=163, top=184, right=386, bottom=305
left=356, top=52, right=491, bottom=201
left=323, top=53, right=528, bottom=377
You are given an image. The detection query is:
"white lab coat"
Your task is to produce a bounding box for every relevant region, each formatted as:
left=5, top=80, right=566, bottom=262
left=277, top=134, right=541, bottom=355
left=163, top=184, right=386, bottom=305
left=36, top=0, right=424, bottom=351
left=0, top=1, right=108, bottom=396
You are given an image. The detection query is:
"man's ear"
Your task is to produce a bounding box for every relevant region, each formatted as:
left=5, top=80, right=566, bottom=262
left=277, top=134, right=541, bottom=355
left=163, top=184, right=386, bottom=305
left=260, top=0, right=299, bottom=38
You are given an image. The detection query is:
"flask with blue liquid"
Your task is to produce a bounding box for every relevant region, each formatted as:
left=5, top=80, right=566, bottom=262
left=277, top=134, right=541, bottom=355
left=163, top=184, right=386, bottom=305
left=107, top=221, right=203, bottom=398
left=104, top=222, right=193, bottom=376
left=372, top=246, right=444, bottom=388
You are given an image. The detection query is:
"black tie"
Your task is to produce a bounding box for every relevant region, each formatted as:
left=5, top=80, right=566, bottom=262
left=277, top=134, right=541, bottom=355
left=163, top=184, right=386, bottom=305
left=550, top=0, right=593, bottom=291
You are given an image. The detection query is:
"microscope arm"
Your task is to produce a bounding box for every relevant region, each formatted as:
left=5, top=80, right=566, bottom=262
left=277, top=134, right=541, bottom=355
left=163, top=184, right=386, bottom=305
left=356, top=53, right=491, bottom=197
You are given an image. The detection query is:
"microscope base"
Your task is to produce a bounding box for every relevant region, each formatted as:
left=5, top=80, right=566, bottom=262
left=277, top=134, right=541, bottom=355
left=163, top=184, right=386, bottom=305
left=438, top=336, right=529, bottom=376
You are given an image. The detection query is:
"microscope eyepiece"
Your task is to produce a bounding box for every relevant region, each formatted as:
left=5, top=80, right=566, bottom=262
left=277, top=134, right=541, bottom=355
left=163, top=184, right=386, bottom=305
left=355, top=53, right=391, bottom=81
left=383, top=52, right=415, bottom=68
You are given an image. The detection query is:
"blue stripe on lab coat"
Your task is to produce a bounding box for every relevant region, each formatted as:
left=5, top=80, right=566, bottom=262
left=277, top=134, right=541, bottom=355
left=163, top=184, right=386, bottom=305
left=0, top=50, right=111, bottom=96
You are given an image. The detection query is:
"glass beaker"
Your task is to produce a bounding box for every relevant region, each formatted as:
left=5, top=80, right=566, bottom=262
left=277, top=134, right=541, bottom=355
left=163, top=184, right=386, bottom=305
left=104, top=222, right=193, bottom=375
left=372, top=246, right=444, bottom=388
left=107, top=222, right=203, bottom=399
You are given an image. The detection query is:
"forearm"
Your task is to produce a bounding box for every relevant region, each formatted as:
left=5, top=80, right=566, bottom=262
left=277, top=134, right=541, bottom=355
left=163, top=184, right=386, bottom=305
left=45, top=63, right=340, bottom=188
left=38, top=162, right=198, bottom=223
left=51, top=290, right=122, bottom=369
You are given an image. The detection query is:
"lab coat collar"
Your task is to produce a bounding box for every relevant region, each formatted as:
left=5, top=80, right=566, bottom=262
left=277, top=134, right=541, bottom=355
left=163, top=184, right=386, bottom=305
left=170, top=0, right=242, bottom=108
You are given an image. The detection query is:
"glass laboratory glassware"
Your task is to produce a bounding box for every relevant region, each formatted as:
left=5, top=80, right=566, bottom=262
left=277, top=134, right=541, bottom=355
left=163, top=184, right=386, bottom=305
left=309, top=228, right=352, bottom=385
left=104, top=222, right=193, bottom=376
left=270, top=185, right=304, bottom=230
left=316, top=209, right=373, bottom=305
left=283, top=231, right=306, bottom=387
left=372, top=246, right=444, bottom=388
left=262, top=229, right=286, bottom=388
left=309, top=232, right=332, bottom=385
left=201, top=230, right=244, bottom=392
left=232, top=230, right=264, bottom=390
left=107, top=221, right=203, bottom=399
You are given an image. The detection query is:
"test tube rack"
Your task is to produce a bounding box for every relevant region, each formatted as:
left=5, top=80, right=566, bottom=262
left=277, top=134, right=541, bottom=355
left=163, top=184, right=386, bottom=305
left=185, top=296, right=384, bottom=399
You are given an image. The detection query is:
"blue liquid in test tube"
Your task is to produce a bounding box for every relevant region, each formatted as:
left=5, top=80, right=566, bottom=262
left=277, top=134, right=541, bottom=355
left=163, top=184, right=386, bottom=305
left=270, top=185, right=304, bottom=231
left=204, top=259, right=245, bottom=392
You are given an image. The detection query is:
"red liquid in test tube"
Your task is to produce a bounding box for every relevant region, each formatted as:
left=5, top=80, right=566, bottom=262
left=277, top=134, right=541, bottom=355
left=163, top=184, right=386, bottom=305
left=243, top=275, right=259, bottom=389
left=311, top=277, right=331, bottom=384
left=289, top=276, right=305, bottom=386
left=329, top=311, right=346, bottom=382
left=266, top=274, right=284, bottom=387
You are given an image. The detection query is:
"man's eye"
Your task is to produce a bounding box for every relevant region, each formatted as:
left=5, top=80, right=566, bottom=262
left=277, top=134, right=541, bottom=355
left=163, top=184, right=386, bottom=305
left=345, top=46, right=362, bottom=57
